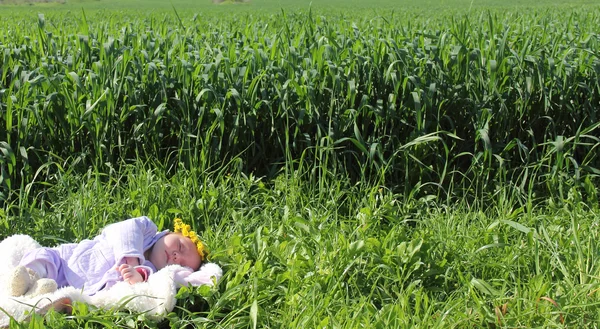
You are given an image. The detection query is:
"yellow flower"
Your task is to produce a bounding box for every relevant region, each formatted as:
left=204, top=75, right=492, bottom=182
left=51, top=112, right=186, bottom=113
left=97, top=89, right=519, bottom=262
left=189, top=231, right=198, bottom=241
left=173, top=218, right=208, bottom=261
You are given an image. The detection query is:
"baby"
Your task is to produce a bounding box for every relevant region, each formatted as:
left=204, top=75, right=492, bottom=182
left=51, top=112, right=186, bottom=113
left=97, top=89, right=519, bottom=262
left=9, top=216, right=208, bottom=296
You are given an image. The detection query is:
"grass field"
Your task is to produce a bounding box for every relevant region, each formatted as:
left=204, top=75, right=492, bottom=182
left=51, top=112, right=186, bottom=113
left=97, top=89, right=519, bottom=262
left=1, top=0, right=600, bottom=327
left=2, top=0, right=599, bottom=11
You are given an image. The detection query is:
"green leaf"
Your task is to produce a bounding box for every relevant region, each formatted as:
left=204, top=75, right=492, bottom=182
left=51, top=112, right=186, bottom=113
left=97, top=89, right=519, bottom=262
left=475, top=243, right=509, bottom=253
left=175, top=286, right=191, bottom=299
left=250, top=300, right=258, bottom=329
left=318, top=317, right=329, bottom=328
left=293, top=217, right=311, bottom=234
left=153, top=103, right=167, bottom=118
left=19, top=146, right=28, bottom=162
left=501, top=220, right=531, bottom=234
left=196, top=284, right=212, bottom=297
left=471, top=278, right=500, bottom=296
left=348, top=240, right=365, bottom=257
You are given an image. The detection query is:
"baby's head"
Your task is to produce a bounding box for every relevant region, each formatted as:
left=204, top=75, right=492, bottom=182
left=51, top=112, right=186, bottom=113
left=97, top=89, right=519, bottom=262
left=147, top=219, right=207, bottom=271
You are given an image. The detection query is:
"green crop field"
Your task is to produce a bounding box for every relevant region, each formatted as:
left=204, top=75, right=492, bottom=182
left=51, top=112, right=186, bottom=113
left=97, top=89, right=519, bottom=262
left=2, top=0, right=599, bottom=11
left=1, top=0, right=600, bottom=327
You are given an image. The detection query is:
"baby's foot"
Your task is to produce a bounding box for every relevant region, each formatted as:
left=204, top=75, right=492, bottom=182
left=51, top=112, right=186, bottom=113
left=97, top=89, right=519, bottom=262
left=8, top=266, right=33, bottom=296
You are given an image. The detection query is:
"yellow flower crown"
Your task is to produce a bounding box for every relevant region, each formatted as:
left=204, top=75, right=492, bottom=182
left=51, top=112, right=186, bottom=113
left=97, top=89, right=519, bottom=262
left=173, top=218, right=208, bottom=261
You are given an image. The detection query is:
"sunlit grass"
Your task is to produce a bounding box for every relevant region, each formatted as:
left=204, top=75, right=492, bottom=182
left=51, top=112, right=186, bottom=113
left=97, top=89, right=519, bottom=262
left=1, top=0, right=598, bottom=11
left=1, top=0, right=600, bottom=327
left=1, top=163, right=599, bottom=328
left=1, top=6, right=599, bottom=207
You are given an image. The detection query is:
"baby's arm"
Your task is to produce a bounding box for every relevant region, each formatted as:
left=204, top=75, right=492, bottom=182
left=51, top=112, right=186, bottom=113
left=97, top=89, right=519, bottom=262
left=100, top=216, right=159, bottom=264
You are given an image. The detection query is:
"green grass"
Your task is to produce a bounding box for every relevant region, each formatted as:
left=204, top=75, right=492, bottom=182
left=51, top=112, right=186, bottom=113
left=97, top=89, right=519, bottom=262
left=1, top=2, right=599, bottom=205
left=1, top=0, right=600, bottom=327
left=1, top=0, right=598, bottom=12
left=2, top=163, right=600, bottom=328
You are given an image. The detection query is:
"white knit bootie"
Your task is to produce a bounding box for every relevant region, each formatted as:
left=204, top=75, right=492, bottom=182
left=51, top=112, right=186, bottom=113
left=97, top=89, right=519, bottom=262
left=8, top=266, right=37, bottom=296
left=8, top=265, right=58, bottom=297
left=26, top=278, right=58, bottom=297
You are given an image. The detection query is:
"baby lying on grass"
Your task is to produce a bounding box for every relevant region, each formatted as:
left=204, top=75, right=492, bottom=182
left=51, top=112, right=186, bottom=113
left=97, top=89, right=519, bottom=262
left=8, top=216, right=212, bottom=297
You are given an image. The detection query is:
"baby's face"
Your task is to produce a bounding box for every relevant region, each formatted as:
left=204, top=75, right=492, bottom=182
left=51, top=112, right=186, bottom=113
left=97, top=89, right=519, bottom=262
left=148, top=233, right=202, bottom=270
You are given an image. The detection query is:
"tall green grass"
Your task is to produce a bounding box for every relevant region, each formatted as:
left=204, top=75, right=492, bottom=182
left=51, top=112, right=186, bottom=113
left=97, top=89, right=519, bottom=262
left=1, top=3, right=600, bottom=328
left=1, top=7, right=599, bottom=209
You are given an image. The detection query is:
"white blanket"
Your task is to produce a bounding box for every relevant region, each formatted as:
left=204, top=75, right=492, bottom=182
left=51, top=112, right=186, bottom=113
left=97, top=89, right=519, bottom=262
left=0, top=234, right=222, bottom=327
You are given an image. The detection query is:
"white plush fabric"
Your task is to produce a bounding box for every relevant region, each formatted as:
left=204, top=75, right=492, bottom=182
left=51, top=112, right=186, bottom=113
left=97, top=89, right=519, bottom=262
left=0, top=234, right=222, bottom=327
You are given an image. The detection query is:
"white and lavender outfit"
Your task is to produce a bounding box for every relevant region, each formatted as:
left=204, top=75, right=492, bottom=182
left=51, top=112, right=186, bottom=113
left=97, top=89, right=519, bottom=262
left=18, top=216, right=168, bottom=295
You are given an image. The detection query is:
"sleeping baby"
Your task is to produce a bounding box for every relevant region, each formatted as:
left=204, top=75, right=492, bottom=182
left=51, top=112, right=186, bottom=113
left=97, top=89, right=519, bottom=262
left=9, top=216, right=211, bottom=297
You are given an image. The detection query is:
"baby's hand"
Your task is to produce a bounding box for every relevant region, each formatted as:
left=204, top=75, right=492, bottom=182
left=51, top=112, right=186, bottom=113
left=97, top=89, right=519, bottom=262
left=117, top=264, right=144, bottom=284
